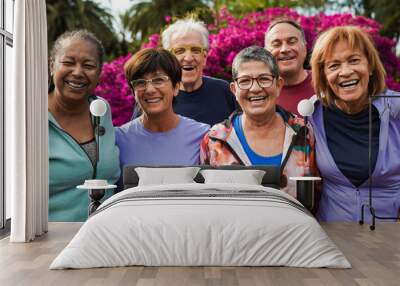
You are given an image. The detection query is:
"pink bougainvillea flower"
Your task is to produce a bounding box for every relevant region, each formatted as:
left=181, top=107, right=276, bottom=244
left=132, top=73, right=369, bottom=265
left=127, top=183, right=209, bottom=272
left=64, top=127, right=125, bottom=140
left=164, top=15, right=172, bottom=23
left=97, top=7, right=400, bottom=126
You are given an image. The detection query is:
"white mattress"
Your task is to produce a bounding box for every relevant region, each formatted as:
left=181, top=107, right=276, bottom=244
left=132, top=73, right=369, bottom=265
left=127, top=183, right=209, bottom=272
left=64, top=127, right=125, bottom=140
left=50, top=183, right=351, bottom=269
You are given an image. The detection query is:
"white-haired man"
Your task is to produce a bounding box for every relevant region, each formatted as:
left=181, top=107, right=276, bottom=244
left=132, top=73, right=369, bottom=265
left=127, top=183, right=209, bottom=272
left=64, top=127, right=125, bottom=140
left=162, top=18, right=236, bottom=126
left=265, top=18, right=314, bottom=115
left=133, top=19, right=236, bottom=125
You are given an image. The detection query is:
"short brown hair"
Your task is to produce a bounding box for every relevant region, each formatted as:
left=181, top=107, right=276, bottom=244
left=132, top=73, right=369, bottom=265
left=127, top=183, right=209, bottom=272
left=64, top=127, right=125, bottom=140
left=310, top=26, right=386, bottom=107
left=124, top=48, right=182, bottom=88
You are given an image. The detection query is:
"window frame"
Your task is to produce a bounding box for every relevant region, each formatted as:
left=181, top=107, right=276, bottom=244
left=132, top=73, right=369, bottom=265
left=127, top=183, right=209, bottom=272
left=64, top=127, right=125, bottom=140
left=0, top=0, right=13, bottom=231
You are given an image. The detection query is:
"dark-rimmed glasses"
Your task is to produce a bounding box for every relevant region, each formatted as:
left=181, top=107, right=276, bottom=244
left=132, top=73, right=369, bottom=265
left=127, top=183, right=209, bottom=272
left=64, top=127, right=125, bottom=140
left=234, top=74, right=275, bottom=90
left=130, top=75, right=169, bottom=92
left=170, top=45, right=206, bottom=56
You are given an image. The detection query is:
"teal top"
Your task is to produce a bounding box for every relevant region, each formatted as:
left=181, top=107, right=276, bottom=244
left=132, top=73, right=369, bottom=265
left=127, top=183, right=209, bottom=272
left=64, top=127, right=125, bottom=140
left=48, top=97, right=120, bottom=222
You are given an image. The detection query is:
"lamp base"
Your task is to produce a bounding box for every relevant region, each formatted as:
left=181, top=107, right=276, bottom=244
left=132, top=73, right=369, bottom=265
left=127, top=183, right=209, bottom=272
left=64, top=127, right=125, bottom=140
left=88, top=189, right=105, bottom=216
left=296, top=180, right=315, bottom=210
left=77, top=180, right=117, bottom=216
left=289, top=177, right=321, bottom=211
left=359, top=203, right=399, bottom=231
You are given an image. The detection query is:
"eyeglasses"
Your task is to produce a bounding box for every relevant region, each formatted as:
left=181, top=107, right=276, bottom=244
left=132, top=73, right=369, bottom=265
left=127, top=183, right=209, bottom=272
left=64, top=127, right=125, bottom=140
left=234, top=74, right=275, bottom=90
left=170, top=45, right=206, bottom=56
left=130, top=75, right=169, bottom=91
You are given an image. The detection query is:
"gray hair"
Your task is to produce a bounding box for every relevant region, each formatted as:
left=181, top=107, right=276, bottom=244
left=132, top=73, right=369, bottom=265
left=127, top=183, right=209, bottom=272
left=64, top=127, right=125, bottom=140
left=48, top=30, right=105, bottom=93
left=50, top=29, right=105, bottom=71
left=232, top=46, right=279, bottom=79
left=162, top=18, right=209, bottom=50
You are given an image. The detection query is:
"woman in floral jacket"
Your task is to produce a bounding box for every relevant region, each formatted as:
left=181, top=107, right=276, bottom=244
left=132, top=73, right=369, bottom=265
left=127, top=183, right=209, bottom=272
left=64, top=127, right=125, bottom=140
left=200, top=46, right=317, bottom=197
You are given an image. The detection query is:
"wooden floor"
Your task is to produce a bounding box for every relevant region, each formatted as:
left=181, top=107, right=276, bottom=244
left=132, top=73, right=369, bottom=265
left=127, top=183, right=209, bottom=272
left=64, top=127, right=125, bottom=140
left=0, top=222, right=399, bottom=286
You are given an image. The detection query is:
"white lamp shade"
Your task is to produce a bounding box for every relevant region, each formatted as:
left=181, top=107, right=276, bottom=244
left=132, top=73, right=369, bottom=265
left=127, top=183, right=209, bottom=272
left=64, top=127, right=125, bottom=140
left=90, top=99, right=107, bottom=117
left=297, top=99, right=315, bottom=117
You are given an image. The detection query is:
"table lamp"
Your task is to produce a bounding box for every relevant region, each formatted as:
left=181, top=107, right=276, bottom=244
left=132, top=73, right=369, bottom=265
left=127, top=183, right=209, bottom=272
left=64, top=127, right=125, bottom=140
left=89, top=99, right=107, bottom=165
left=77, top=99, right=116, bottom=215
left=360, top=94, right=400, bottom=230
left=289, top=99, right=321, bottom=211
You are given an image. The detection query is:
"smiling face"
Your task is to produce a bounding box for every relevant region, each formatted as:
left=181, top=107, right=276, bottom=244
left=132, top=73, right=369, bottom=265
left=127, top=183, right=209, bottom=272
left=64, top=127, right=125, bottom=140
left=134, top=70, right=179, bottom=117
left=324, top=40, right=371, bottom=113
left=231, top=60, right=283, bottom=119
left=265, top=23, right=307, bottom=80
left=170, top=31, right=207, bottom=91
left=51, top=39, right=100, bottom=101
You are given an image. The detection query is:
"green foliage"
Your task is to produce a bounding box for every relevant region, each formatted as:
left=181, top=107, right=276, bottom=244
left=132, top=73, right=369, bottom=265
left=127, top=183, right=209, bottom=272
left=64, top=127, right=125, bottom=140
left=212, top=0, right=326, bottom=18
left=121, top=0, right=212, bottom=44
left=326, top=0, right=400, bottom=43
left=46, top=0, right=399, bottom=59
left=369, top=0, right=400, bottom=43
left=46, top=0, right=121, bottom=61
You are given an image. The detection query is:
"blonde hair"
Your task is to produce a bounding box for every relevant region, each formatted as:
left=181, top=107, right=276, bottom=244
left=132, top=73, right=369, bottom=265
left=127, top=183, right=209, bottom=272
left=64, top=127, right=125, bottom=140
left=310, top=26, right=386, bottom=107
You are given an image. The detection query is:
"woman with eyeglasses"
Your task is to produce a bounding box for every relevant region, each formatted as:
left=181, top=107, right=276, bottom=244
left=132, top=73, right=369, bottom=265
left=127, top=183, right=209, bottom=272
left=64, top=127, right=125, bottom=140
left=115, top=48, right=210, bottom=171
left=200, top=46, right=318, bottom=197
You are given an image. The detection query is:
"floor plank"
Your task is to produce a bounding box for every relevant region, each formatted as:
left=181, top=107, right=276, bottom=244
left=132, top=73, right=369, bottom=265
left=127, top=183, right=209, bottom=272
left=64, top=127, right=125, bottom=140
left=0, top=222, right=399, bottom=286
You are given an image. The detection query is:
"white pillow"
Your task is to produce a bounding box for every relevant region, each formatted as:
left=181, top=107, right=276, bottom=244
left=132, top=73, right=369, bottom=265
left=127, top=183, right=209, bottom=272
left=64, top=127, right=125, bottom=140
left=200, top=169, right=266, bottom=185
left=135, top=167, right=200, bottom=186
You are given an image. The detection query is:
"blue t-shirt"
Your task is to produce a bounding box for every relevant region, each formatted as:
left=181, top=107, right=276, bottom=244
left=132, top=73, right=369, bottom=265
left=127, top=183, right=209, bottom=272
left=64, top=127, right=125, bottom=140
left=233, top=115, right=282, bottom=166
left=173, top=76, right=237, bottom=126
left=115, top=116, right=210, bottom=168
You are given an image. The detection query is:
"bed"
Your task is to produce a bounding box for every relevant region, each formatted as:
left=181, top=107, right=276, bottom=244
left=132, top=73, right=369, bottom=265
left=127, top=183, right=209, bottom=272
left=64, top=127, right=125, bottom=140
left=50, top=165, right=350, bottom=269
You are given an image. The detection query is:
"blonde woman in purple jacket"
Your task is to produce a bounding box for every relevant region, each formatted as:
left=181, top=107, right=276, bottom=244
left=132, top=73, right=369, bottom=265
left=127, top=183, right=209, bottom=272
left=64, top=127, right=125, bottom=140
left=309, top=26, right=400, bottom=222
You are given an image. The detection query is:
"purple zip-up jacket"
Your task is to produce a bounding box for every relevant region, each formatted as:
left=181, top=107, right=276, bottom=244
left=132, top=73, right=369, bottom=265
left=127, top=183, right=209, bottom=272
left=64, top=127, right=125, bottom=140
left=310, top=89, right=400, bottom=222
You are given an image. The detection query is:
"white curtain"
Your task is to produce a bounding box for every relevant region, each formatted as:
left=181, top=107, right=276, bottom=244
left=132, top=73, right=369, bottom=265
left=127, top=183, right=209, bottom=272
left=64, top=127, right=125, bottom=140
left=7, top=0, right=48, bottom=242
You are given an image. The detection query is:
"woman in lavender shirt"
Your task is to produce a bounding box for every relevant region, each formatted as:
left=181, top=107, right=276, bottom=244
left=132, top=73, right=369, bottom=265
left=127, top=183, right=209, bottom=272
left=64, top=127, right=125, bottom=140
left=115, top=48, right=209, bottom=170
left=309, top=26, right=400, bottom=222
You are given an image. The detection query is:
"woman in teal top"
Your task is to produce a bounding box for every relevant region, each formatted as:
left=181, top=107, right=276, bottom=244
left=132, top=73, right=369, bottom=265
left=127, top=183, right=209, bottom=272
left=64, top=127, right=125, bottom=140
left=48, top=30, right=120, bottom=222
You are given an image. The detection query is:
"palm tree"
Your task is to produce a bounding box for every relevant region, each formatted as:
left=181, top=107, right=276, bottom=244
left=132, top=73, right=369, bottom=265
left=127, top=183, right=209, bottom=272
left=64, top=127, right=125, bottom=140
left=46, top=0, right=120, bottom=60
left=118, top=11, right=135, bottom=55
left=123, top=0, right=211, bottom=42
